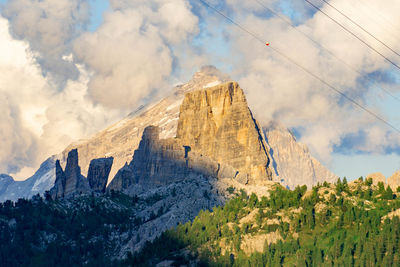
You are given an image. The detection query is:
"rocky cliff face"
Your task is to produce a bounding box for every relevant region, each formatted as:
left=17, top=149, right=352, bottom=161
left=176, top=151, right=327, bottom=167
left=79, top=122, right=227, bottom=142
left=51, top=160, right=67, bottom=198
left=364, top=171, right=400, bottom=191
left=0, top=175, right=14, bottom=196
left=263, top=121, right=337, bottom=189
left=110, top=82, right=276, bottom=191
left=388, top=171, right=400, bottom=191
left=63, top=149, right=89, bottom=196
left=0, top=157, right=56, bottom=202
left=51, top=150, right=115, bottom=197
left=87, top=158, right=113, bottom=193
left=0, top=66, right=338, bottom=202
left=50, top=149, right=89, bottom=198
left=60, top=66, right=230, bottom=183
left=366, top=173, right=387, bottom=185
left=177, top=82, right=273, bottom=184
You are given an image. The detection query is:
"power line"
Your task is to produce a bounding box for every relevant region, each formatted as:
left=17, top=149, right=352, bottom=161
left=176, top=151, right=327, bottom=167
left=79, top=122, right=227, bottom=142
left=319, top=0, right=400, bottom=58
left=351, top=0, right=400, bottom=35
left=254, top=0, right=400, bottom=103
left=304, top=0, right=400, bottom=72
left=197, top=0, right=400, bottom=134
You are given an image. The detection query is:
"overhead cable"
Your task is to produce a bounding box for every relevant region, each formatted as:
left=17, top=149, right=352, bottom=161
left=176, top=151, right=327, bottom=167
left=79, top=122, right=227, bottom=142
left=198, top=0, right=400, bottom=133
left=304, top=0, right=400, bottom=72
left=255, top=0, right=400, bottom=103
left=320, top=0, right=400, bottom=58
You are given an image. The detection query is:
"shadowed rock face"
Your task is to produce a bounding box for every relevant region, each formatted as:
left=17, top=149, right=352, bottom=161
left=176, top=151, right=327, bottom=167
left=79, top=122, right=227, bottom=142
left=0, top=175, right=14, bottom=196
left=64, top=149, right=89, bottom=196
left=50, top=149, right=90, bottom=198
left=108, top=163, right=135, bottom=191
left=51, top=160, right=67, bottom=198
left=87, top=158, right=114, bottom=193
left=109, top=126, right=201, bottom=190
left=129, top=126, right=187, bottom=186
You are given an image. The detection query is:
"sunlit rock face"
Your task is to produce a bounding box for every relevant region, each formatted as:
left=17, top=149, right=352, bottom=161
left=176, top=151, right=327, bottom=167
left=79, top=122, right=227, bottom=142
left=0, top=66, right=339, bottom=201
left=387, top=171, right=400, bottom=191
left=110, top=81, right=276, bottom=191
left=263, top=121, right=337, bottom=189
left=177, top=81, right=274, bottom=185
left=366, top=172, right=387, bottom=185
left=60, top=66, right=230, bottom=184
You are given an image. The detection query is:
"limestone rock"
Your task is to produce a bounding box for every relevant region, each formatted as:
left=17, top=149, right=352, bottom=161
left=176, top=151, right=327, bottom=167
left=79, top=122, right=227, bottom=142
left=50, top=160, right=67, bottom=198
left=366, top=172, right=386, bottom=185
left=110, top=82, right=275, bottom=191
left=64, top=149, right=89, bottom=195
left=50, top=149, right=89, bottom=198
left=0, top=174, right=14, bottom=196
left=130, top=126, right=187, bottom=186
left=109, top=126, right=214, bottom=190
left=388, top=171, right=400, bottom=191
left=108, top=163, right=135, bottom=191
left=87, top=157, right=113, bottom=193
left=263, top=121, right=337, bottom=189
left=60, top=67, right=230, bottom=184
left=176, top=81, right=273, bottom=184
left=108, top=124, right=247, bottom=191
left=0, top=157, right=56, bottom=202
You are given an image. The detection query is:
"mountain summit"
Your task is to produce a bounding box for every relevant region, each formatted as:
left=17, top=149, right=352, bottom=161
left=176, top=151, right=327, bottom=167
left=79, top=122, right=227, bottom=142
left=0, top=66, right=336, bottom=201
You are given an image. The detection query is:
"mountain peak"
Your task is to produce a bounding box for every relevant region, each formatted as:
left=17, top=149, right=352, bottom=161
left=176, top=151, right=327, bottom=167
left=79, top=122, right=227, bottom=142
left=175, top=65, right=231, bottom=94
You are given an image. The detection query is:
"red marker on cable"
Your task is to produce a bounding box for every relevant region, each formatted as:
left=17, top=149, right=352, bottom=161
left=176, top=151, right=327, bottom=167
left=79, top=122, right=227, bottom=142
left=266, top=42, right=270, bottom=46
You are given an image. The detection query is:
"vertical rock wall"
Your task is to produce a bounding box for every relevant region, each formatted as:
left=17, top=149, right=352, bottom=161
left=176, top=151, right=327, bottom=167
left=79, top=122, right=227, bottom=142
left=176, top=82, right=273, bottom=184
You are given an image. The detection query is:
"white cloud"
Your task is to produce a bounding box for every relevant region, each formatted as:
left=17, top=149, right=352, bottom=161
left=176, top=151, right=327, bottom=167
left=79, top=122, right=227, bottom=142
left=0, top=16, right=122, bottom=179
left=0, top=0, right=200, bottom=179
left=2, top=0, right=90, bottom=83
left=1, top=0, right=400, bottom=180
left=216, top=0, right=400, bottom=163
left=73, top=0, right=199, bottom=109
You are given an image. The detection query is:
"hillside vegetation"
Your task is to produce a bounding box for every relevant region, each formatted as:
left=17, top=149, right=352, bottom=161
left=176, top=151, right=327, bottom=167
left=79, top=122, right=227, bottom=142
left=129, top=178, right=400, bottom=267
left=1, top=178, right=400, bottom=266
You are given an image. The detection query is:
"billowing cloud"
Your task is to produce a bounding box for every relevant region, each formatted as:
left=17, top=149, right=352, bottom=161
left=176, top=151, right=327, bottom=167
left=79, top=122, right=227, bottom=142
left=1, top=0, right=400, bottom=180
left=214, top=0, right=400, bottom=162
left=0, top=0, right=200, bottom=178
left=0, top=16, right=122, bottom=179
left=73, top=0, right=199, bottom=109
left=2, top=0, right=90, bottom=83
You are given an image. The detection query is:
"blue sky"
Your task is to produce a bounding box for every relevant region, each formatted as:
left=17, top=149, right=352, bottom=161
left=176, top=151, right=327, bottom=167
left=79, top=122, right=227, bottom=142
left=88, top=0, right=109, bottom=31
left=1, top=0, right=400, bottom=181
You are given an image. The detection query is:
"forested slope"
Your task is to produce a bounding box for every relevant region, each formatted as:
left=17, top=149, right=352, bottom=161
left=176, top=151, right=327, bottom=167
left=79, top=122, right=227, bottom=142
left=130, top=178, right=400, bottom=267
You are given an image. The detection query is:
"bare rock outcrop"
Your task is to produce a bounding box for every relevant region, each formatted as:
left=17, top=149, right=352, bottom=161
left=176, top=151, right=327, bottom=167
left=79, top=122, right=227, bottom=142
left=263, top=121, right=337, bottom=189
left=60, top=67, right=230, bottom=183
left=388, top=171, right=400, bottom=191
left=0, top=174, right=14, bottom=196
left=63, top=149, right=89, bottom=196
left=50, top=160, right=67, bottom=198
left=87, top=157, right=114, bottom=193
left=108, top=126, right=220, bottom=190
left=366, top=172, right=386, bottom=185
left=109, top=82, right=276, bottom=191
left=108, top=163, right=135, bottom=191
left=50, top=149, right=90, bottom=198
left=176, top=81, right=273, bottom=184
